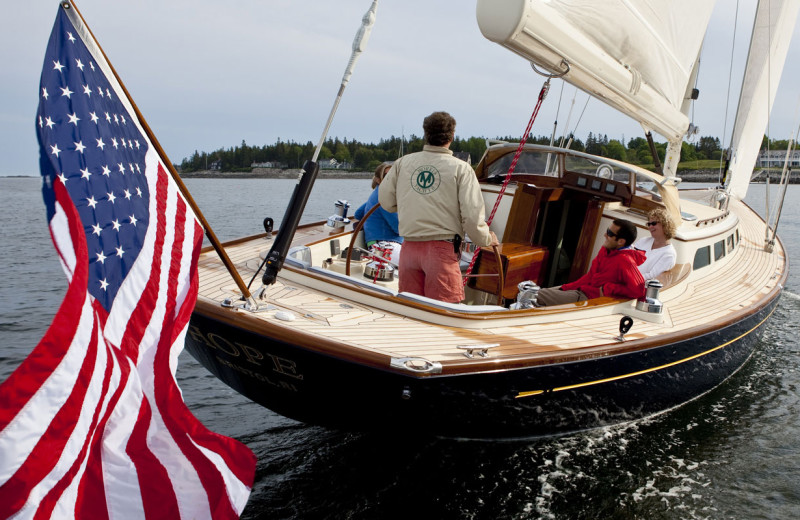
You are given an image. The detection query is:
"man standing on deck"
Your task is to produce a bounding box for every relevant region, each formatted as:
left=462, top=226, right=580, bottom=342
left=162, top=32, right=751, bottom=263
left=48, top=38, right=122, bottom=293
left=379, top=111, right=498, bottom=303
left=536, top=219, right=646, bottom=306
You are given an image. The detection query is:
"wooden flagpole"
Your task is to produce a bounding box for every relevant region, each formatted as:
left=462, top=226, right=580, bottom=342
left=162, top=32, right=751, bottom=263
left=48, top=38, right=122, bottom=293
left=62, top=0, right=254, bottom=304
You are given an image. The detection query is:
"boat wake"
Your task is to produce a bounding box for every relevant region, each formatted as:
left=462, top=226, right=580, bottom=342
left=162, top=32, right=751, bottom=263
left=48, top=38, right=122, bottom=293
left=781, top=290, right=800, bottom=301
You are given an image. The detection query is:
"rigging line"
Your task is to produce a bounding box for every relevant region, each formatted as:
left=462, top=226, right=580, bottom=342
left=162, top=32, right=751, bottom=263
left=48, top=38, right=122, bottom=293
left=767, top=100, right=800, bottom=242
left=719, top=0, right=741, bottom=185
left=462, top=78, right=552, bottom=286
left=567, top=93, right=591, bottom=148
left=544, top=80, right=566, bottom=175
left=765, top=0, right=774, bottom=243
left=557, top=88, right=578, bottom=149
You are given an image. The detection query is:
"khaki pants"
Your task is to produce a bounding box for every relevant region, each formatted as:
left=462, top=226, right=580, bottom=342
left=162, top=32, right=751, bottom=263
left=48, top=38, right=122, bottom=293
left=537, top=286, right=587, bottom=306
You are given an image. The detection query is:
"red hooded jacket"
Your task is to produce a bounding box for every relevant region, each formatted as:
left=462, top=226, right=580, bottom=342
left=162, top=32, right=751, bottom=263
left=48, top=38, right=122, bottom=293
left=561, top=246, right=646, bottom=300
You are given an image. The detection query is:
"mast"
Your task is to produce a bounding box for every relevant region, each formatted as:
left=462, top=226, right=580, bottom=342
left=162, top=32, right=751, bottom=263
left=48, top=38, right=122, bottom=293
left=261, top=0, right=379, bottom=286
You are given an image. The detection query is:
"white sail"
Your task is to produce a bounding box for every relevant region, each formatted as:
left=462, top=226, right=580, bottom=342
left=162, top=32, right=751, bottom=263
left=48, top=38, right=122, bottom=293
left=476, top=0, right=716, bottom=142
left=726, top=0, right=800, bottom=201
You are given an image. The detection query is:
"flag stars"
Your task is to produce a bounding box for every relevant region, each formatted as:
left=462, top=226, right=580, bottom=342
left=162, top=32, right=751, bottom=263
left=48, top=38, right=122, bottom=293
left=68, top=113, right=80, bottom=125
left=113, top=114, right=119, bottom=124
left=89, top=62, right=95, bottom=71
left=98, top=86, right=104, bottom=97
left=129, top=214, right=138, bottom=226
left=115, top=245, right=125, bottom=258
left=83, top=85, right=92, bottom=97
left=99, top=279, right=109, bottom=291
left=136, top=187, right=142, bottom=197
left=45, top=117, right=55, bottom=129
left=90, top=112, right=99, bottom=123
left=57, top=172, right=68, bottom=184
left=42, top=87, right=49, bottom=100
left=74, top=141, right=86, bottom=154
left=50, top=144, right=61, bottom=157
left=118, top=163, right=126, bottom=174
left=96, top=250, right=107, bottom=264
left=111, top=137, right=118, bottom=149
left=91, top=223, right=102, bottom=236
left=105, top=112, right=111, bottom=122
left=67, top=32, right=76, bottom=43
left=96, top=138, right=105, bottom=150
left=121, top=115, right=126, bottom=125
left=75, top=59, right=84, bottom=71
left=112, top=219, right=121, bottom=231
left=53, top=60, right=65, bottom=72
left=80, top=167, right=91, bottom=180
left=60, top=86, right=73, bottom=99
left=107, top=192, right=117, bottom=204
left=106, top=88, right=112, bottom=98
left=124, top=189, right=132, bottom=200
left=87, top=196, right=98, bottom=208
left=101, top=165, right=111, bottom=177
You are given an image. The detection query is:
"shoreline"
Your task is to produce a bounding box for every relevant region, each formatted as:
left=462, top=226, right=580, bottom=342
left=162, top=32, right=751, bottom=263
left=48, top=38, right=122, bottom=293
left=178, top=168, right=800, bottom=183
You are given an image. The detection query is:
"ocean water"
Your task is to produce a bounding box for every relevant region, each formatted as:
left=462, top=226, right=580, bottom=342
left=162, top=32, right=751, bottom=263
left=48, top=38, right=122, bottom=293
left=1, top=176, right=799, bottom=519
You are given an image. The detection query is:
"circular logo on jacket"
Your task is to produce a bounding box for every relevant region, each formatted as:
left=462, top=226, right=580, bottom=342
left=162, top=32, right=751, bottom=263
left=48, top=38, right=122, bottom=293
left=411, top=165, right=440, bottom=194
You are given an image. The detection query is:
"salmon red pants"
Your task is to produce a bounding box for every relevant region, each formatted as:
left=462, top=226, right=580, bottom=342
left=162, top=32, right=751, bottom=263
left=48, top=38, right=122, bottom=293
left=399, top=240, right=463, bottom=303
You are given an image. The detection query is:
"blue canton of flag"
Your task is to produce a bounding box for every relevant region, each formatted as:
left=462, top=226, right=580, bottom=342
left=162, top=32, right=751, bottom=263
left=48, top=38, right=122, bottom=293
left=36, top=12, right=149, bottom=311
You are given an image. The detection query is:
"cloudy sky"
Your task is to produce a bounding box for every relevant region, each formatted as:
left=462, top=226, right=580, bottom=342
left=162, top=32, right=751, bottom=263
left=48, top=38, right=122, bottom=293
left=3, top=0, right=799, bottom=176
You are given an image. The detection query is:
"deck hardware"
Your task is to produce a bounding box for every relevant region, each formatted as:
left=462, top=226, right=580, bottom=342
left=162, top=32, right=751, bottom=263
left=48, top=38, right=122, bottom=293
left=275, top=310, right=296, bottom=322
left=457, top=343, right=500, bottom=359
left=616, top=316, right=634, bottom=342
left=635, top=280, right=664, bottom=314
left=510, top=281, right=540, bottom=309
left=390, top=357, right=442, bottom=374
left=325, top=200, right=351, bottom=229
left=401, top=386, right=412, bottom=400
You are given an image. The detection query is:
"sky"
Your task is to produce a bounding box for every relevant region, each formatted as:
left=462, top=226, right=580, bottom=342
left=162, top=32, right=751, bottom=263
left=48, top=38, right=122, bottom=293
left=2, top=0, right=800, bottom=176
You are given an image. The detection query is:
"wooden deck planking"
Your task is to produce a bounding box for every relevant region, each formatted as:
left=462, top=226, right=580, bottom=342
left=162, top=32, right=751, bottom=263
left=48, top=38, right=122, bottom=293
left=195, top=199, right=785, bottom=361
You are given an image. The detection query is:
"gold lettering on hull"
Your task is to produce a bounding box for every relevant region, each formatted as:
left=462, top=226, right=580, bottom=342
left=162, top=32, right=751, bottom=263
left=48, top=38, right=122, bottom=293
left=188, top=325, right=305, bottom=384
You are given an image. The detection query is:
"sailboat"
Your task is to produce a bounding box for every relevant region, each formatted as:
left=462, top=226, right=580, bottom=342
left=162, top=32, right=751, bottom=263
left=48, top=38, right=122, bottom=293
left=184, top=0, right=795, bottom=438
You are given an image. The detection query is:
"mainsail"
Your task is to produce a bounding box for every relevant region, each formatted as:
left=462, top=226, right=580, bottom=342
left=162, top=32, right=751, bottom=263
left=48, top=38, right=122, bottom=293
left=476, top=0, right=716, bottom=142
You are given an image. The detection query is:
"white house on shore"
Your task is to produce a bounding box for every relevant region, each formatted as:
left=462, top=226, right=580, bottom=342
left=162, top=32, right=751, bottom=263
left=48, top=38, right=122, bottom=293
left=757, top=149, right=800, bottom=168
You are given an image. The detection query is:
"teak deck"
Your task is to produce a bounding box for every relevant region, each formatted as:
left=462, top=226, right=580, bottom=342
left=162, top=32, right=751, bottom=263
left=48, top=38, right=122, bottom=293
left=195, top=196, right=786, bottom=374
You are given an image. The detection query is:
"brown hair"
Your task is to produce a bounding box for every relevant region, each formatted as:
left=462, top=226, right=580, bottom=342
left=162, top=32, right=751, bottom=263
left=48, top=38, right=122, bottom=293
left=371, top=161, right=393, bottom=189
left=648, top=208, right=677, bottom=239
left=423, top=111, right=456, bottom=146
left=612, top=218, right=637, bottom=247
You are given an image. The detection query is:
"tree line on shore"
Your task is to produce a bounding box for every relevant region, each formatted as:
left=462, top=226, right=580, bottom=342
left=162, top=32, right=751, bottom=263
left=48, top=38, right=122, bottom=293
left=178, top=134, right=793, bottom=173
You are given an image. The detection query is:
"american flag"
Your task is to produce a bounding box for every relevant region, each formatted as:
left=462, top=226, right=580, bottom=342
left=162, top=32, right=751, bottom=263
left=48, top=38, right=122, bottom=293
left=0, top=4, right=256, bottom=518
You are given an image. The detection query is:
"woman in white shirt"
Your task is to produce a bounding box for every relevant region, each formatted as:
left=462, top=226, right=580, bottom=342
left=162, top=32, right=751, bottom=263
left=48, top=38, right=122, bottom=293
left=633, top=208, right=677, bottom=280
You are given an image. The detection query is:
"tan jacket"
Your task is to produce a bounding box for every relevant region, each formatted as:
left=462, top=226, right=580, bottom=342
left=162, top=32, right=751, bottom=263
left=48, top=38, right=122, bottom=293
left=378, top=145, right=493, bottom=246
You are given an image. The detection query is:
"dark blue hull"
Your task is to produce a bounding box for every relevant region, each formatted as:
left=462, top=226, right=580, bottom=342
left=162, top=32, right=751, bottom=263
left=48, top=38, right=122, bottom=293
left=185, top=295, right=779, bottom=439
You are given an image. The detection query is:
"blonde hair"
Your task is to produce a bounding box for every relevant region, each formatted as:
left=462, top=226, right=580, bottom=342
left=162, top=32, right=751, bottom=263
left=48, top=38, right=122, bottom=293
left=371, top=161, right=393, bottom=189
left=648, top=208, right=677, bottom=239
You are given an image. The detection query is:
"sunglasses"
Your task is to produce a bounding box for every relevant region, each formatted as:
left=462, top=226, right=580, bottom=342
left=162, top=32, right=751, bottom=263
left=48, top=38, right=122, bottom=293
left=605, top=228, right=618, bottom=238
left=647, top=221, right=659, bottom=226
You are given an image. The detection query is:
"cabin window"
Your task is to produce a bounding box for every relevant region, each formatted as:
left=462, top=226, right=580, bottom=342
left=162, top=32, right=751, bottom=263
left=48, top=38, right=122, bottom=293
left=693, top=246, right=711, bottom=270
left=714, top=240, right=726, bottom=261
left=727, top=234, right=735, bottom=253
